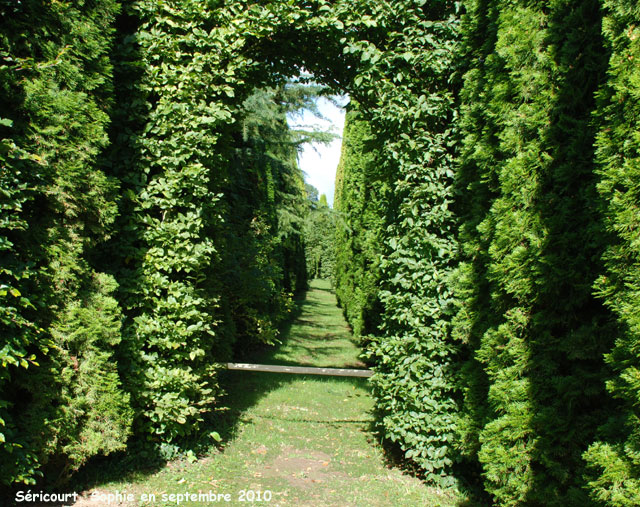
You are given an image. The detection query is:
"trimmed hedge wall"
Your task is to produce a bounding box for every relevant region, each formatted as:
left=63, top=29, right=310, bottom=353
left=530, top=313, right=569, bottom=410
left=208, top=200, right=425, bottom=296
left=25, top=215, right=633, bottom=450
left=583, top=1, right=640, bottom=505
left=2, top=2, right=640, bottom=504
left=0, top=0, right=130, bottom=485
left=334, top=101, right=386, bottom=338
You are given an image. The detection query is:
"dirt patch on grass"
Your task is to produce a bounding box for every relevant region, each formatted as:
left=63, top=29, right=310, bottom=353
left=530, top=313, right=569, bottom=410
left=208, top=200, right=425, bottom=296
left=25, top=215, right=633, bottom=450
left=264, top=446, right=347, bottom=489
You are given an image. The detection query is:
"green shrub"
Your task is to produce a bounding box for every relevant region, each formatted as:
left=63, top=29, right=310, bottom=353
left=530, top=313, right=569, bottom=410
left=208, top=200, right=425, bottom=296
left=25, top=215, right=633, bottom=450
left=348, top=2, right=461, bottom=486
left=334, top=103, right=386, bottom=338
left=105, top=3, right=313, bottom=442
left=50, top=274, right=132, bottom=476
left=584, top=1, right=640, bottom=504
left=454, top=0, right=615, bottom=503
left=221, top=86, right=310, bottom=352
left=305, top=192, right=336, bottom=281
left=0, top=0, right=128, bottom=485
left=105, top=0, right=232, bottom=442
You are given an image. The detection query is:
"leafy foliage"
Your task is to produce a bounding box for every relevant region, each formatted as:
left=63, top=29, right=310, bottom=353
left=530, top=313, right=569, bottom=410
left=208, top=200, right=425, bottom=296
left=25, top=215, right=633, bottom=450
left=99, top=0, right=226, bottom=447
left=1, top=0, right=465, bottom=488
left=3, top=0, right=640, bottom=499
left=333, top=103, right=386, bottom=338
left=354, top=3, right=460, bottom=486
left=221, top=86, right=310, bottom=353
left=0, top=0, right=129, bottom=486
left=105, top=2, right=314, bottom=446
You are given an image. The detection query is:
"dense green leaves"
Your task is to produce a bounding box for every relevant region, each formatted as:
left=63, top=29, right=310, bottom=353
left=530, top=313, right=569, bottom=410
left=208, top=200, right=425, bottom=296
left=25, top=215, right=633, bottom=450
left=334, top=103, right=386, bottom=338
left=304, top=191, right=336, bottom=281
left=2, top=0, right=640, bottom=500
left=358, top=4, right=460, bottom=486
left=0, top=0, right=463, bottom=489
left=106, top=2, right=311, bottom=445
left=583, top=1, right=640, bottom=505
left=453, top=0, right=615, bottom=503
left=103, top=0, right=227, bottom=445
left=0, top=0, right=128, bottom=485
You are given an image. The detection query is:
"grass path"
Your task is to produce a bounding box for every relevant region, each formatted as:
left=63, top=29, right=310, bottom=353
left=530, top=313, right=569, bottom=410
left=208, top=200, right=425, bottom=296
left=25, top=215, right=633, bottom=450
left=74, top=280, right=460, bottom=506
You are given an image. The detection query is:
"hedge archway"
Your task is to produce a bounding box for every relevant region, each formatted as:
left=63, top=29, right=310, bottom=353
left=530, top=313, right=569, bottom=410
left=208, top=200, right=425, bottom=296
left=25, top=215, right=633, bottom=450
left=108, top=0, right=461, bottom=486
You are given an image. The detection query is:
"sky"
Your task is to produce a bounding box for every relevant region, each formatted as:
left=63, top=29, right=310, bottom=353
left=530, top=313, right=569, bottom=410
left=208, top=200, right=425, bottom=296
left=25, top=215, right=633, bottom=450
left=286, top=95, right=348, bottom=207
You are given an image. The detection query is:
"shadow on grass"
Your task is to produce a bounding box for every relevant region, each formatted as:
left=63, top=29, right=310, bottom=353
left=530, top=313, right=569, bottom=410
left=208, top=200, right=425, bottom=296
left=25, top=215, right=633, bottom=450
left=293, top=317, right=327, bottom=328
left=70, top=282, right=364, bottom=494
left=217, top=289, right=371, bottom=441
left=307, top=281, right=335, bottom=294
left=68, top=444, right=167, bottom=496
left=214, top=372, right=371, bottom=446
left=270, top=343, right=354, bottom=363
left=372, top=432, right=488, bottom=507
left=69, top=281, right=477, bottom=506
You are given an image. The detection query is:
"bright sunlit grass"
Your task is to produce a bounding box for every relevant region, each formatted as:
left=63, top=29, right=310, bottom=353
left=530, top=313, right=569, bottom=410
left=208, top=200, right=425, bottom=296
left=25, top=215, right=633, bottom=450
left=72, top=280, right=462, bottom=506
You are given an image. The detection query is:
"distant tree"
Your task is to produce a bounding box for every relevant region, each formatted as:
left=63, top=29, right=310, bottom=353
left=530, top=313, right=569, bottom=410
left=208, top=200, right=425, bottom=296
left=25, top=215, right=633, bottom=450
left=305, top=183, right=319, bottom=204
left=304, top=193, right=336, bottom=280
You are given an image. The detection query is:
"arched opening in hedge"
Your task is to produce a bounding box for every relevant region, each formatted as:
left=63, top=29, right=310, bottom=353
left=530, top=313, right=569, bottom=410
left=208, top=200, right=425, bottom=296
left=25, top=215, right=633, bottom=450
left=106, top=0, right=460, bottom=486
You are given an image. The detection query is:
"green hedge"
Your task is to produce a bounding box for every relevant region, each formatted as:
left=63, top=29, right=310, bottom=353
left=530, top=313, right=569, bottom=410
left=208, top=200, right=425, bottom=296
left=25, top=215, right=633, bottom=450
left=3, top=1, right=640, bottom=500
left=105, top=1, right=311, bottom=446
left=305, top=193, right=336, bottom=281
left=334, top=102, right=386, bottom=338
left=584, top=1, right=640, bottom=505
left=453, top=0, right=616, bottom=503
left=350, top=3, right=461, bottom=486
left=105, top=0, right=234, bottom=445
left=0, top=0, right=312, bottom=485
left=0, top=0, right=130, bottom=485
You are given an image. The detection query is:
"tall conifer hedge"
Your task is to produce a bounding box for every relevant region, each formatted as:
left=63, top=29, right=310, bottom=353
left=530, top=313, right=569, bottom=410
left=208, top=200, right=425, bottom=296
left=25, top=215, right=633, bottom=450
left=584, top=1, right=640, bottom=504
left=0, top=0, right=131, bottom=485
left=453, top=0, right=615, bottom=503
left=334, top=102, right=386, bottom=338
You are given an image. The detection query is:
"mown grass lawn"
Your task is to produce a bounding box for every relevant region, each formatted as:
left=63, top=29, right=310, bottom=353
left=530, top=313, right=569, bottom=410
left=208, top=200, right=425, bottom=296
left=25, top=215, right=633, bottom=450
left=72, top=280, right=463, bottom=506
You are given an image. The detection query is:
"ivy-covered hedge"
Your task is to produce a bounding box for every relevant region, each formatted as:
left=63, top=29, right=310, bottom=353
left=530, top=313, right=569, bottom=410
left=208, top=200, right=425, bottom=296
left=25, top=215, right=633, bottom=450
left=104, top=0, right=237, bottom=446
